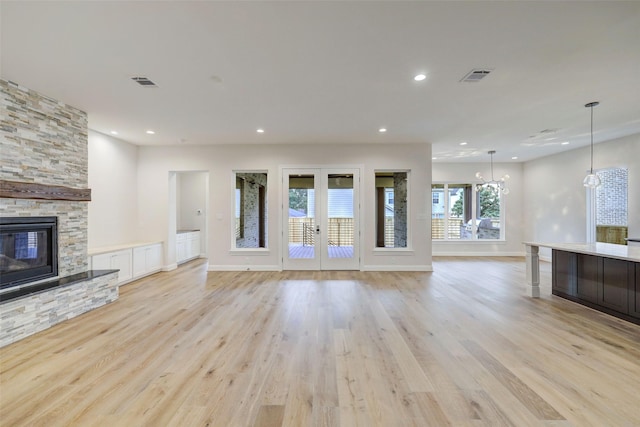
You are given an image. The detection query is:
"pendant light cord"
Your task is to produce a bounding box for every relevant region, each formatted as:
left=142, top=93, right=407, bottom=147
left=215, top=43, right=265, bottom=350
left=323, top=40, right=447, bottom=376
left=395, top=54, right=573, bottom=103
left=590, top=104, right=594, bottom=174
left=490, top=151, right=495, bottom=180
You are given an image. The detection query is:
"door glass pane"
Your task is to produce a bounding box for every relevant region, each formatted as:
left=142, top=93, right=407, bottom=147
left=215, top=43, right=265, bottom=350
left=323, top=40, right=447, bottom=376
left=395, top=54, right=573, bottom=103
left=327, top=174, right=354, bottom=258
left=288, top=174, right=315, bottom=258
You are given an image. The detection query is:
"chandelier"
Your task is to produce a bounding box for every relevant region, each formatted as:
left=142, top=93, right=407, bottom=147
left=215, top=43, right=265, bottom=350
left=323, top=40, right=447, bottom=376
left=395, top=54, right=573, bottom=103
left=475, top=150, right=510, bottom=194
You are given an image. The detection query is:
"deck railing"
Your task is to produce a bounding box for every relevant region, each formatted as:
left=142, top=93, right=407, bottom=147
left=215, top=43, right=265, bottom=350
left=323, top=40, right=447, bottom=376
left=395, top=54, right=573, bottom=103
left=289, top=218, right=356, bottom=246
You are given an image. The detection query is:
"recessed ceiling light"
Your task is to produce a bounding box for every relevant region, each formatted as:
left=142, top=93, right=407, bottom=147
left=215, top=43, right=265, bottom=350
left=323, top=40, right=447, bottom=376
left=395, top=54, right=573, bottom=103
left=146, top=130, right=155, bottom=135
left=561, top=141, right=570, bottom=145
left=432, top=157, right=437, bottom=160
left=512, top=156, right=518, bottom=160
left=379, top=128, right=387, bottom=133
left=257, top=128, right=265, bottom=133
left=460, top=142, right=467, bottom=146
left=110, top=131, right=118, bottom=135
left=414, top=73, right=427, bottom=81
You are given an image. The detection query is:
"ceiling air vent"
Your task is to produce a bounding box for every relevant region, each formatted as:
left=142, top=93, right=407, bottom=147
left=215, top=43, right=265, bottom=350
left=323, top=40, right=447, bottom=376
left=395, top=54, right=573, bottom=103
left=460, top=69, right=492, bottom=82
left=131, top=76, right=158, bottom=87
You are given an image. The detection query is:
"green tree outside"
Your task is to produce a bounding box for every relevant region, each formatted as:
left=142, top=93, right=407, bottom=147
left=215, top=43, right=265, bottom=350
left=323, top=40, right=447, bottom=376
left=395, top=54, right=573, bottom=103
left=451, top=186, right=500, bottom=218
left=289, top=189, right=308, bottom=214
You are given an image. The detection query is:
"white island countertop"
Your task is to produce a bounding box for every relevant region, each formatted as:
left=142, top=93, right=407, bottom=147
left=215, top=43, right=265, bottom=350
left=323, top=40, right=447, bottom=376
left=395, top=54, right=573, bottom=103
left=524, top=242, right=640, bottom=263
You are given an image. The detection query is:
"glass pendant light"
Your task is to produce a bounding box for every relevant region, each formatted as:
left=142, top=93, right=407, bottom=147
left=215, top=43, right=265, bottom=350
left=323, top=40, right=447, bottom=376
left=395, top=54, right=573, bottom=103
left=475, top=150, right=510, bottom=194
left=583, top=101, right=601, bottom=188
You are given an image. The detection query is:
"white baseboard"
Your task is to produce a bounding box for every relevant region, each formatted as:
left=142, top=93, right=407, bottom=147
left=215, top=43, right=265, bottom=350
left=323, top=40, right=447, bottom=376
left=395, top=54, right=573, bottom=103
left=432, top=251, right=525, bottom=257
left=362, top=264, right=433, bottom=272
left=207, top=264, right=281, bottom=272
left=162, top=263, right=178, bottom=272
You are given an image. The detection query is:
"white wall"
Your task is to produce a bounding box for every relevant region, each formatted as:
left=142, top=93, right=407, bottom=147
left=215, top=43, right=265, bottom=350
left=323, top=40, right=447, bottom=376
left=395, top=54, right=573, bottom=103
left=524, top=133, right=640, bottom=259
left=135, top=143, right=432, bottom=271
left=87, top=130, right=139, bottom=248
left=432, top=162, right=525, bottom=256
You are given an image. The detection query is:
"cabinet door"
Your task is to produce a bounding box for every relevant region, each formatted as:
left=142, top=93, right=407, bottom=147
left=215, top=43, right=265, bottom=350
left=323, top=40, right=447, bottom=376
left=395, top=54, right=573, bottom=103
left=112, top=250, right=133, bottom=284
left=189, top=234, right=200, bottom=259
left=177, top=240, right=187, bottom=263
left=132, top=247, right=147, bottom=278
left=553, top=250, right=576, bottom=296
left=630, top=263, right=640, bottom=318
left=576, top=254, right=600, bottom=303
left=91, top=253, right=112, bottom=270
left=598, top=258, right=629, bottom=314
left=146, top=244, right=162, bottom=272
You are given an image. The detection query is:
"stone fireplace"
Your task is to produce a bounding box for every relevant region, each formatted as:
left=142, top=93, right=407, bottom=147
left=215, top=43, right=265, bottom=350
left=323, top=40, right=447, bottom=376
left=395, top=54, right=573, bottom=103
left=0, top=79, right=118, bottom=347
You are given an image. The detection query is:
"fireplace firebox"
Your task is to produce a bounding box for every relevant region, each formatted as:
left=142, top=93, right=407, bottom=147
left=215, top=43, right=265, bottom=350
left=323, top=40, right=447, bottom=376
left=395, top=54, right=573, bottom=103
left=0, top=217, right=58, bottom=289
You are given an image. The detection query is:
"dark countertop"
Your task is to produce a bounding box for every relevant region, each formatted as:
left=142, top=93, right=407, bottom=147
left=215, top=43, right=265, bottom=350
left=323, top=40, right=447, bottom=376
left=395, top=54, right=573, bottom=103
left=0, top=270, right=119, bottom=303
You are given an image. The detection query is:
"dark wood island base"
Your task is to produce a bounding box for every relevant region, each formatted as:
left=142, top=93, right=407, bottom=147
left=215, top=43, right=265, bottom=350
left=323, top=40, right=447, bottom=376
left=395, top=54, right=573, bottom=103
left=525, top=242, right=640, bottom=325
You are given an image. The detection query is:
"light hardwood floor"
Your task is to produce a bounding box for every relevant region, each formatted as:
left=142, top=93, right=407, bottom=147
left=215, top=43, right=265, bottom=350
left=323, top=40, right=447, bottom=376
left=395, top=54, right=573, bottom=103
left=1, top=257, right=639, bottom=426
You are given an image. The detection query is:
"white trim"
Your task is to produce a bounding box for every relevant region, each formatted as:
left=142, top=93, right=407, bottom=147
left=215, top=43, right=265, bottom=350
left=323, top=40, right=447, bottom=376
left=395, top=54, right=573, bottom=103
left=432, top=239, right=507, bottom=244
left=586, top=184, right=596, bottom=243
left=232, top=170, right=269, bottom=250
left=362, top=264, right=433, bottom=272
left=208, top=264, right=281, bottom=272
left=162, top=263, right=178, bottom=272
left=229, top=249, right=271, bottom=256
left=372, top=249, right=414, bottom=256
left=432, top=251, right=524, bottom=257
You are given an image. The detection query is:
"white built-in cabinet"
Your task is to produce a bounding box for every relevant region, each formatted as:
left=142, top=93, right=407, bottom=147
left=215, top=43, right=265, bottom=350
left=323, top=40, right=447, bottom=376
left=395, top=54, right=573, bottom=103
left=89, top=242, right=163, bottom=285
left=176, top=231, right=200, bottom=264
left=91, top=249, right=133, bottom=284
left=132, top=244, right=163, bottom=278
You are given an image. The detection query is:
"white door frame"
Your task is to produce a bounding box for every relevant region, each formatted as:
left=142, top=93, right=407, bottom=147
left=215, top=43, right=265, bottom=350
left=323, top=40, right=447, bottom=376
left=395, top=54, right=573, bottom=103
left=281, top=166, right=361, bottom=270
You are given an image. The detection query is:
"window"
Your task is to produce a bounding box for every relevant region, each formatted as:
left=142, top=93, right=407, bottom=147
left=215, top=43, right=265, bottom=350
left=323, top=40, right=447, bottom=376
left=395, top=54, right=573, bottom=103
left=595, top=167, right=628, bottom=244
left=375, top=171, right=409, bottom=248
left=234, top=172, right=267, bottom=248
left=432, top=183, right=503, bottom=240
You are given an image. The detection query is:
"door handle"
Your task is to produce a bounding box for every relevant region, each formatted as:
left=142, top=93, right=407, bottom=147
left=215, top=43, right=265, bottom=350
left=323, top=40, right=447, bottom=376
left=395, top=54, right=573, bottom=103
left=316, top=225, right=320, bottom=235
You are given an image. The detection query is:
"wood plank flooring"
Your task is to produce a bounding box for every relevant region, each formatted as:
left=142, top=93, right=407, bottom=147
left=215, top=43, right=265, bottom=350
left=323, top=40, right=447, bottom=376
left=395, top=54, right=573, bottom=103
left=1, top=257, right=639, bottom=426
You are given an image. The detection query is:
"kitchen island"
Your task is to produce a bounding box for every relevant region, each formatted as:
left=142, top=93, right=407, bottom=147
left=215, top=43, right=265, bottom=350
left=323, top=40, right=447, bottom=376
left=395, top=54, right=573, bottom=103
left=524, top=242, right=640, bottom=324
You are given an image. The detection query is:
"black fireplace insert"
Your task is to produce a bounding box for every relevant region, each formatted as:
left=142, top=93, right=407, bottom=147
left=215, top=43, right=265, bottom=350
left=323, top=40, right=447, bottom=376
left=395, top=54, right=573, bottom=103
left=0, top=216, right=58, bottom=289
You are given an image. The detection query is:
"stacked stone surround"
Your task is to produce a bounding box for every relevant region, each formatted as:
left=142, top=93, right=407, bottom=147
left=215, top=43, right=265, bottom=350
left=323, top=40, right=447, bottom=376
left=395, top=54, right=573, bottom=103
left=1, top=79, right=118, bottom=347
left=0, top=273, right=118, bottom=347
left=1, top=79, right=89, bottom=278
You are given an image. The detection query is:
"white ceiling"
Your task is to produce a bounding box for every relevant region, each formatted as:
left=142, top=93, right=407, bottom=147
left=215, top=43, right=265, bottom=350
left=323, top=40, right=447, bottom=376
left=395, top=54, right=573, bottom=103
left=2, top=1, right=639, bottom=162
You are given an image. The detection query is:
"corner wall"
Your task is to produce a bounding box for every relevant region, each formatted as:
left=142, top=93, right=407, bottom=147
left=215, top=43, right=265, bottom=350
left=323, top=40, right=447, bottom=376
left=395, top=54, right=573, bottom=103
left=88, top=130, right=139, bottom=248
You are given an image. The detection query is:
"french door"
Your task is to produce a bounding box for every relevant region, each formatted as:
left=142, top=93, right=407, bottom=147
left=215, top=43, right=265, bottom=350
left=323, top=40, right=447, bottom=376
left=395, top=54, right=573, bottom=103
left=283, top=168, right=360, bottom=270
